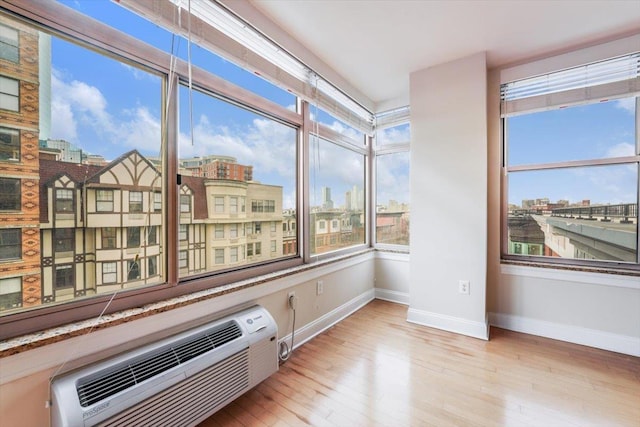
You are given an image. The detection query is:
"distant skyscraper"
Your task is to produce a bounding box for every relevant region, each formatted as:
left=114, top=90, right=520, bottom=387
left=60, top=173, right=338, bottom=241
left=321, top=186, right=333, bottom=209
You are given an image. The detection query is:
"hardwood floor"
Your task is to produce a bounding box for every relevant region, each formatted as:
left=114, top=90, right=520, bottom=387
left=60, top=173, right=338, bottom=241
left=199, top=300, right=640, bottom=427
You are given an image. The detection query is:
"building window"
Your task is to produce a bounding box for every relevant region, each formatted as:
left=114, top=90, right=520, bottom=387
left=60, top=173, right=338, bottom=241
left=127, top=227, right=141, bottom=248
left=230, top=247, right=238, bottom=263
left=129, top=191, right=143, bottom=213
left=214, top=248, right=224, bottom=264
left=154, top=192, right=162, bottom=212
left=0, top=178, right=20, bottom=211
left=180, top=194, right=191, bottom=213
left=229, top=224, right=238, bottom=238
left=0, top=75, right=19, bottom=112
left=127, top=260, right=140, bottom=281
left=55, top=189, right=74, bottom=213
left=96, top=190, right=114, bottom=212
left=54, top=229, right=74, bottom=253
left=102, top=262, right=117, bottom=284
left=247, top=244, right=253, bottom=257
left=101, top=227, right=116, bottom=249
left=501, top=55, right=639, bottom=269
left=0, top=24, right=19, bottom=62
left=0, top=127, right=20, bottom=161
left=254, top=222, right=261, bottom=234
left=318, top=221, right=326, bottom=230
left=55, top=265, right=74, bottom=289
left=214, top=196, right=224, bottom=213
left=0, top=229, right=21, bottom=260
left=270, top=222, right=276, bottom=233
left=270, top=240, right=276, bottom=253
left=148, top=256, right=158, bottom=276
left=179, top=250, right=188, bottom=268
left=213, top=224, right=226, bottom=239
left=230, top=196, right=238, bottom=213
left=179, top=224, right=188, bottom=241
left=147, top=225, right=157, bottom=245
left=255, top=242, right=261, bottom=256
left=0, top=277, right=21, bottom=310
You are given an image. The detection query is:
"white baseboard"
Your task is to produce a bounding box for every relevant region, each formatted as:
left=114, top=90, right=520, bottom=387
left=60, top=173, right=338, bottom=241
left=407, top=308, right=489, bottom=340
left=489, top=312, right=640, bottom=357
left=279, top=288, right=375, bottom=350
left=374, top=288, right=410, bottom=305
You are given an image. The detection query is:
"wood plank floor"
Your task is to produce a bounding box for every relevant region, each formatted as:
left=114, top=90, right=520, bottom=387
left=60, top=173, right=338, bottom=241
left=199, top=300, right=640, bottom=427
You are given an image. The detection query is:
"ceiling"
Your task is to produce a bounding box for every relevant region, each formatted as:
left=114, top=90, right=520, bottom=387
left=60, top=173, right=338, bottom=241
left=246, top=0, right=640, bottom=111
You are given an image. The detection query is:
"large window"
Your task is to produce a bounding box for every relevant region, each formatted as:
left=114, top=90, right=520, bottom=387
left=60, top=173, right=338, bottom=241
left=502, top=55, right=639, bottom=270
left=0, top=2, right=382, bottom=338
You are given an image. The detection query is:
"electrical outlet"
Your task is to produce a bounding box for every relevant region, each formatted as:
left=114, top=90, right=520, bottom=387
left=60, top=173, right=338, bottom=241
left=287, top=291, right=297, bottom=309
left=316, top=280, right=324, bottom=295
left=459, top=280, right=470, bottom=295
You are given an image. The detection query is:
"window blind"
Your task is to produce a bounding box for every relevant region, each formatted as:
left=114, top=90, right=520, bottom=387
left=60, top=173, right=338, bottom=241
left=115, top=0, right=375, bottom=134
left=375, top=106, right=410, bottom=130
left=501, top=52, right=640, bottom=117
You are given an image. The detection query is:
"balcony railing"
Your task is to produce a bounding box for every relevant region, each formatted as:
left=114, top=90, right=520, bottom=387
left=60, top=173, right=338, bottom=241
left=550, top=203, right=637, bottom=223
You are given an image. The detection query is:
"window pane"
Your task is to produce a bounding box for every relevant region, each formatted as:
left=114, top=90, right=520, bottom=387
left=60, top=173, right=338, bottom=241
left=0, top=127, right=20, bottom=161
left=310, top=136, right=366, bottom=254
left=0, top=229, right=21, bottom=260
left=376, top=123, right=410, bottom=146
left=0, top=178, right=20, bottom=210
left=507, top=98, right=637, bottom=166
left=0, top=11, right=167, bottom=316
left=507, top=165, right=638, bottom=263
left=376, top=151, right=410, bottom=246
left=178, top=85, right=296, bottom=278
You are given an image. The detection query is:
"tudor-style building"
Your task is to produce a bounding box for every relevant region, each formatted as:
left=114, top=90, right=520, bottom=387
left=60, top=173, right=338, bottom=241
left=33, top=150, right=285, bottom=305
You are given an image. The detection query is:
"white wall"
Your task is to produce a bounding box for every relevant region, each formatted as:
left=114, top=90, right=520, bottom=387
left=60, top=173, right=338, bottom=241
left=486, top=36, right=640, bottom=356
left=0, top=254, right=375, bottom=426
left=374, top=251, right=410, bottom=305
left=408, top=52, right=489, bottom=339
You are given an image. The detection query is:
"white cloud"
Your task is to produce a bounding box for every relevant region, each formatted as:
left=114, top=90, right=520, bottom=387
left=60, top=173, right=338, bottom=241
left=605, top=142, right=635, bottom=158
left=615, top=98, right=635, bottom=114
left=50, top=69, right=162, bottom=157
left=377, top=125, right=410, bottom=145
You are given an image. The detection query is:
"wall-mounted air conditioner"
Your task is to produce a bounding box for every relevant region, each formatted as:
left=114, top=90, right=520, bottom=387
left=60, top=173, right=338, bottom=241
left=50, top=305, right=278, bottom=427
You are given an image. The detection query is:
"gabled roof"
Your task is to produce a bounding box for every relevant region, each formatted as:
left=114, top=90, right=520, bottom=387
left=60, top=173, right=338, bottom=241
left=39, top=159, right=103, bottom=223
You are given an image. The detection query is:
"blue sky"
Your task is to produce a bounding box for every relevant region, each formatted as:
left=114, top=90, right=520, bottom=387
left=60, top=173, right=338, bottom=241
left=507, top=98, right=637, bottom=206
left=50, top=0, right=410, bottom=211
left=51, top=1, right=635, bottom=211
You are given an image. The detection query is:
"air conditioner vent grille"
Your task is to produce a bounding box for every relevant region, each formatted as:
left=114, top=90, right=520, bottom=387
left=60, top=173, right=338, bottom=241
left=76, top=321, right=242, bottom=407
